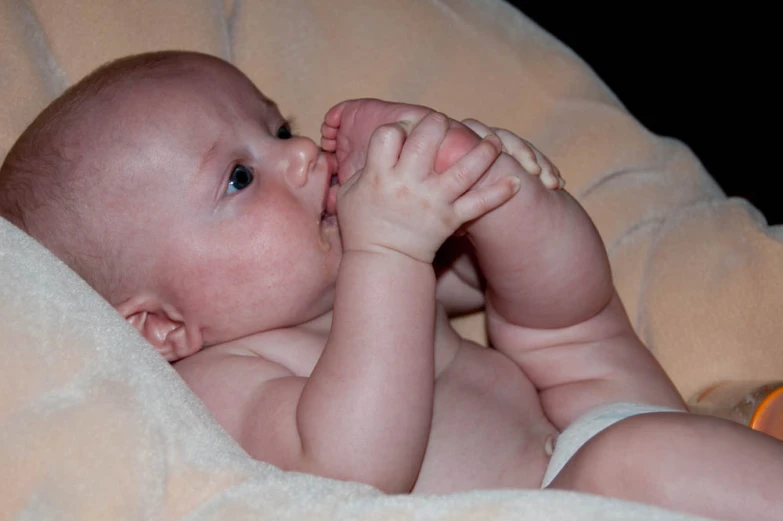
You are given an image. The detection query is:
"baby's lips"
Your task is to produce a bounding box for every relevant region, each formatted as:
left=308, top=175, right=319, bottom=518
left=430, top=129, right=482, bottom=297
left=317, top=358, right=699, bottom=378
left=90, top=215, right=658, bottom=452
left=326, top=182, right=339, bottom=215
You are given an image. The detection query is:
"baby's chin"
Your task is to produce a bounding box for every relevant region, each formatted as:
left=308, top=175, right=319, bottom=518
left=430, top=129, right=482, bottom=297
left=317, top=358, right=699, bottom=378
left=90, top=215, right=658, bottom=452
left=318, top=212, right=340, bottom=253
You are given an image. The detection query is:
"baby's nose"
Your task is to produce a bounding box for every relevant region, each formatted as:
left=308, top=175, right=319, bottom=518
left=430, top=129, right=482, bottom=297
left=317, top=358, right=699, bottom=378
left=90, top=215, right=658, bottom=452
left=283, top=137, right=320, bottom=189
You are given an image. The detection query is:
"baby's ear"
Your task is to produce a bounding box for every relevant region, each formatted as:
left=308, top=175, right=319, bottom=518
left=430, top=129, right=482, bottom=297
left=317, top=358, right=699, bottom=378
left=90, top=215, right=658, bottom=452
left=116, top=295, right=203, bottom=362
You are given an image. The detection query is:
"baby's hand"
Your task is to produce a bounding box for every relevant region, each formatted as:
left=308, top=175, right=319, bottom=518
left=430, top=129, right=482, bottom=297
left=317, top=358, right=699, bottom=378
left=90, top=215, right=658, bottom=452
left=461, top=119, right=564, bottom=190
left=337, top=112, right=520, bottom=263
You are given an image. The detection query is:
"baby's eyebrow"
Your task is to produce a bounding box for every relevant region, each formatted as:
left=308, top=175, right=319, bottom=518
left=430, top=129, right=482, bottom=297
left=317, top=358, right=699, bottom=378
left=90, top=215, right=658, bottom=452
left=258, top=95, right=282, bottom=117
left=200, top=140, right=221, bottom=173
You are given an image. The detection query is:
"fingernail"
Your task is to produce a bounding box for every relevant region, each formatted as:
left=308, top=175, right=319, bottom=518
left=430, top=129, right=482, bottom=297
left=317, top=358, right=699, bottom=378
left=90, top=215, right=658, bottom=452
left=509, top=176, right=521, bottom=193
left=396, top=120, right=414, bottom=135
left=484, top=134, right=502, bottom=149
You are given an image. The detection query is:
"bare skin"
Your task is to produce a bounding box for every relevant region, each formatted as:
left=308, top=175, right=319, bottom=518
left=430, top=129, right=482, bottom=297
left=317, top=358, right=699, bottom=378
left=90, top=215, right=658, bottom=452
left=315, top=100, right=783, bottom=520
left=6, top=52, right=783, bottom=521
left=321, top=99, right=563, bottom=189
left=174, top=91, right=783, bottom=518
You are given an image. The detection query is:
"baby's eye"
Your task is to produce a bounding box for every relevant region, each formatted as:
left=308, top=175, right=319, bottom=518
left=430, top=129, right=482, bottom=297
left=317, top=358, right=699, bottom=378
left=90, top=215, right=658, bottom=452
left=226, top=164, right=254, bottom=195
left=276, top=124, right=293, bottom=140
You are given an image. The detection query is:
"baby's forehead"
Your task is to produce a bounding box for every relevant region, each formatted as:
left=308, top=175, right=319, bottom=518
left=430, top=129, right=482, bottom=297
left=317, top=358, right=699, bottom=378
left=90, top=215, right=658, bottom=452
left=80, top=64, right=268, bottom=142
left=73, top=59, right=275, bottom=179
left=110, top=61, right=280, bottom=128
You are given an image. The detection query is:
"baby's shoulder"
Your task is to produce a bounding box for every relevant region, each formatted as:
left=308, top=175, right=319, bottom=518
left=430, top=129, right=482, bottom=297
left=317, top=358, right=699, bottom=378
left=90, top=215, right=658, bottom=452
left=174, top=339, right=290, bottom=402
left=173, top=329, right=321, bottom=436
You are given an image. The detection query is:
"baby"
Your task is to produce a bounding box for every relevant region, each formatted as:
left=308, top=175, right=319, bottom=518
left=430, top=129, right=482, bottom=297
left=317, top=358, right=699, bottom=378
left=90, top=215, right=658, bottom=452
left=2, top=51, right=782, bottom=521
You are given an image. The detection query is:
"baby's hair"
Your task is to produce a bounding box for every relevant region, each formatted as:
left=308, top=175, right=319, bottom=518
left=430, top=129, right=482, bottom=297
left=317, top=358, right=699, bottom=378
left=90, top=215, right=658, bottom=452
left=0, top=51, right=202, bottom=224
left=0, top=50, right=215, bottom=299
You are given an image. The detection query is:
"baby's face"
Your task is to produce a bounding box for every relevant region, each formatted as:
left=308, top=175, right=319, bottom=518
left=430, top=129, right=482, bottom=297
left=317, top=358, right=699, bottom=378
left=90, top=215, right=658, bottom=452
left=95, top=58, right=342, bottom=346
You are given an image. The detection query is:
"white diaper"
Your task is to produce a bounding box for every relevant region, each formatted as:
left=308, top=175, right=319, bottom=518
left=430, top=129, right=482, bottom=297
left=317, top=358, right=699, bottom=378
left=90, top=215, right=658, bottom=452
left=541, top=402, right=684, bottom=488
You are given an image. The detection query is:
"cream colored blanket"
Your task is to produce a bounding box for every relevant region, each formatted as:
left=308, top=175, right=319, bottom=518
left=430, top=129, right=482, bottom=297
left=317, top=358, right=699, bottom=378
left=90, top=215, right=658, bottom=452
left=2, top=0, right=779, bottom=519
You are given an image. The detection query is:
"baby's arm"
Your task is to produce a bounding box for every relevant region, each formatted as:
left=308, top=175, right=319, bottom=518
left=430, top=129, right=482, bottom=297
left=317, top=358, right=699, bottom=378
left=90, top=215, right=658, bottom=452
left=461, top=121, right=685, bottom=429
left=243, top=114, right=516, bottom=492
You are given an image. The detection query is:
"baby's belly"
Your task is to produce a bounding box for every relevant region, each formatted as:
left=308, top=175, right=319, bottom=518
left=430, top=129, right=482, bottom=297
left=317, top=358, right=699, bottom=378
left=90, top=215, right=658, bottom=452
left=413, top=340, right=557, bottom=493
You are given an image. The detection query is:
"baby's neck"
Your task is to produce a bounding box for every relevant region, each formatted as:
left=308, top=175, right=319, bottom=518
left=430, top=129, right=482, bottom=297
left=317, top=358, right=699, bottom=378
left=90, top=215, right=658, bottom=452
left=195, top=310, right=334, bottom=377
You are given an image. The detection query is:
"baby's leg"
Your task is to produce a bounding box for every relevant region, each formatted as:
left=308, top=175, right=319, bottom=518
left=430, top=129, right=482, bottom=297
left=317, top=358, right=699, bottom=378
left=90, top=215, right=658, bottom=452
left=454, top=121, right=685, bottom=428
left=321, top=99, right=560, bottom=187
left=549, top=412, right=783, bottom=521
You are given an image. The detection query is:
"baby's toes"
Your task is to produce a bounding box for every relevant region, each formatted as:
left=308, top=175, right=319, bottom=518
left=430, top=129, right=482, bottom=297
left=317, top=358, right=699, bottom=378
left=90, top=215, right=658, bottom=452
left=321, top=103, right=348, bottom=151
left=320, top=122, right=338, bottom=152
left=323, top=101, right=346, bottom=129
left=321, top=121, right=339, bottom=140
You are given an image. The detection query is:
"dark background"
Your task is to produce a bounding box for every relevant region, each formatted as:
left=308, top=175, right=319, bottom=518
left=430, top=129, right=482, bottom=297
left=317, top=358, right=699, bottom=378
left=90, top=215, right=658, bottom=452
left=510, top=3, right=777, bottom=223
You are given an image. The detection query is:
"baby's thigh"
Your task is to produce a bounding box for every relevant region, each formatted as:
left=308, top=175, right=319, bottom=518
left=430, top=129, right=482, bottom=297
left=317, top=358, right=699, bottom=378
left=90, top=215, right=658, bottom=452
left=549, top=411, right=783, bottom=519
left=548, top=411, right=688, bottom=494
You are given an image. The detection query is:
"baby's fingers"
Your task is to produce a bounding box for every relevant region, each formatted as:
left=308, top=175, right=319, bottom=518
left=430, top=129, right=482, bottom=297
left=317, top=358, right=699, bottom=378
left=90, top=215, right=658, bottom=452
left=453, top=176, right=521, bottom=223
left=440, top=135, right=502, bottom=202
left=462, top=119, right=542, bottom=177
left=495, top=129, right=564, bottom=190
left=462, top=119, right=564, bottom=190
left=461, top=118, right=497, bottom=144
left=365, top=123, right=408, bottom=171
left=396, top=112, right=449, bottom=177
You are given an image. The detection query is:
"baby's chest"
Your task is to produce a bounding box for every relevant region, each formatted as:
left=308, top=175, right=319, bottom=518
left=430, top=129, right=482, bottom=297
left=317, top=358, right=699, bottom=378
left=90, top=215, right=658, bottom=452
left=415, top=341, right=557, bottom=492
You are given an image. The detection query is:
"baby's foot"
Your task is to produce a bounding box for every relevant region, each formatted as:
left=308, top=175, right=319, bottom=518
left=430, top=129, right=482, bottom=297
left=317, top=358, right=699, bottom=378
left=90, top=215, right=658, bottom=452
left=322, top=99, right=563, bottom=191
left=321, top=99, right=488, bottom=183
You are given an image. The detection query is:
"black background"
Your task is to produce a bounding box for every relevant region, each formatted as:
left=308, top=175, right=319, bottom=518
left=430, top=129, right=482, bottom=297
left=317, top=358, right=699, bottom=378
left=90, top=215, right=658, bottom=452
left=510, top=3, right=777, bottom=223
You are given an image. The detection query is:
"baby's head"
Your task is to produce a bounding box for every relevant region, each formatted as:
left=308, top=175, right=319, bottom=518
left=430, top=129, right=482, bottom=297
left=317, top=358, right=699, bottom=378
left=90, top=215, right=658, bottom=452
left=0, top=51, right=342, bottom=360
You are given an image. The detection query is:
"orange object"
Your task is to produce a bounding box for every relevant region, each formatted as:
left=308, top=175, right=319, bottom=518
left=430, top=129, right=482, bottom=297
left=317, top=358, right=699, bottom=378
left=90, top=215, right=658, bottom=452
left=690, top=381, right=783, bottom=435
left=749, top=386, right=783, bottom=441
